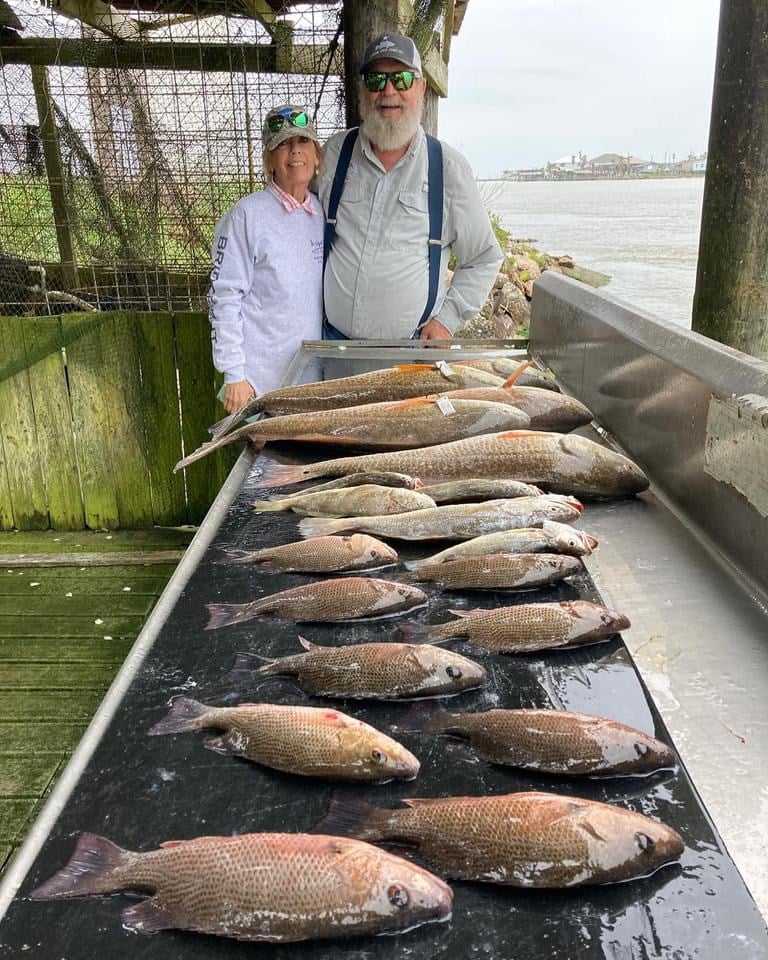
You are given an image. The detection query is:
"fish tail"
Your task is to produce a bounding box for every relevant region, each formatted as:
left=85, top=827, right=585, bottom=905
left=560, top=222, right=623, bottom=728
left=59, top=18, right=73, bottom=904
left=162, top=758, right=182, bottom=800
left=216, top=548, right=264, bottom=565
left=208, top=398, right=264, bottom=440
left=252, top=498, right=289, bottom=512
left=173, top=423, right=250, bottom=472
left=205, top=601, right=262, bottom=630
left=221, top=651, right=275, bottom=685
left=310, top=792, right=388, bottom=842
left=147, top=697, right=209, bottom=736
left=298, top=517, right=351, bottom=539
left=398, top=622, right=443, bottom=645
left=394, top=702, right=453, bottom=734
left=29, top=833, right=131, bottom=900
left=254, top=461, right=324, bottom=489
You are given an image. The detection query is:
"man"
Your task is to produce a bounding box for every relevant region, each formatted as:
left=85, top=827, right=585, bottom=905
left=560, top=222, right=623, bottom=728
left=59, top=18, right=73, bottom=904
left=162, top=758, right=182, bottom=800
left=319, top=32, right=503, bottom=347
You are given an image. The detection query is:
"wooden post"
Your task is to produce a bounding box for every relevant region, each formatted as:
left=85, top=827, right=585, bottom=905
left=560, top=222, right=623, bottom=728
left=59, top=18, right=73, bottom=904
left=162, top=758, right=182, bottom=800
left=30, top=65, right=79, bottom=290
left=343, top=0, right=402, bottom=128
left=691, top=0, right=768, bottom=358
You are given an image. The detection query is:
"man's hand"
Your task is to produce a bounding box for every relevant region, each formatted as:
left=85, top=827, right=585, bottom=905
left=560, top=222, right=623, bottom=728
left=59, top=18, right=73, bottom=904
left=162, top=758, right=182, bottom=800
left=418, top=317, right=453, bottom=341
left=223, top=380, right=256, bottom=414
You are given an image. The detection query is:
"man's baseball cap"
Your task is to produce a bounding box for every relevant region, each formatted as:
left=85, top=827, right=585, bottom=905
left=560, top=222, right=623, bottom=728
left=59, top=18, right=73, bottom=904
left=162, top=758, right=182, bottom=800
left=262, top=104, right=320, bottom=153
left=359, top=33, right=423, bottom=75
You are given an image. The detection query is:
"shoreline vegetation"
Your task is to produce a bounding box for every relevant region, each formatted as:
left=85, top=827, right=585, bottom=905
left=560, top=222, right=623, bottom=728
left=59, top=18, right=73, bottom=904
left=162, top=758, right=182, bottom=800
left=459, top=214, right=610, bottom=340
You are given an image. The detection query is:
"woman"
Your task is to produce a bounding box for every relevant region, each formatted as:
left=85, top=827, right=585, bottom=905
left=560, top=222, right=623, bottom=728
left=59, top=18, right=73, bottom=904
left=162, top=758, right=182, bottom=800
left=208, top=104, right=324, bottom=415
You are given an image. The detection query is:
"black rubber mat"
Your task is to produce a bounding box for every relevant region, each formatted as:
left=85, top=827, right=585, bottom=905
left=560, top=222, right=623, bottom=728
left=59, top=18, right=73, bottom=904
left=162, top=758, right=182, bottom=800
left=2, top=447, right=767, bottom=958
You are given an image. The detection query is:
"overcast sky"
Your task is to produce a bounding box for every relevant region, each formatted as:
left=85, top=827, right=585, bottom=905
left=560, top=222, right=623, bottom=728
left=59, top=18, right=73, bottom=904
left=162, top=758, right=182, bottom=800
left=439, top=0, right=722, bottom=177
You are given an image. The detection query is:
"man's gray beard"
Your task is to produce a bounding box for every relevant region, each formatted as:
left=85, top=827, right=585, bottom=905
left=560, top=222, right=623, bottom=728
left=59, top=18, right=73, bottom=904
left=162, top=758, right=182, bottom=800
left=360, top=96, right=423, bottom=152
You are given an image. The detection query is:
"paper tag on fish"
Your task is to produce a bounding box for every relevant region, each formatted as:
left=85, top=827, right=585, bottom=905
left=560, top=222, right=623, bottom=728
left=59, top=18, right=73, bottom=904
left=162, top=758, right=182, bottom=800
left=435, top=360, right=455, bottom=379
left=435, top=395, right=456, bottom=416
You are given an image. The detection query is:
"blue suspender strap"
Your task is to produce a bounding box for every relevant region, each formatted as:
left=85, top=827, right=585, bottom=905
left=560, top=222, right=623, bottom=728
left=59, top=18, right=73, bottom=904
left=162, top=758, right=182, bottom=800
left=413, top=133, right=444, bottom=337
left=322, top=129, right=358, bottom=339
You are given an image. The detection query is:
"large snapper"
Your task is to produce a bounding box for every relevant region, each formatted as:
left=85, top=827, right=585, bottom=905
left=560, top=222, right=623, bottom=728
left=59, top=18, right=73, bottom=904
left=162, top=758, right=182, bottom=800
left=148, top=698, right=420, bottom=782
left=208, top=363, right=506, bottom=439
left=410, top=553, right=582, bottom=590
left=30, top=832, right=452, bottom=942
left=253, top=484, right=436, bottom=517
left=312, top=792, right=684, bottom=887
left=222, top=534, right=398, bottom=573
left=257, top=431, right=650, bottom=500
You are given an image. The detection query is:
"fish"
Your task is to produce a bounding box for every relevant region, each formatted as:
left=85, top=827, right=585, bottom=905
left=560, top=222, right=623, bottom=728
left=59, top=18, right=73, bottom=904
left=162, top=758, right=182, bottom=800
left=443, top=386, right=592, bottom=432
left=420, top=478, right=544, bottom=503
left=29, top=831, right=453, bottom=941
left=221, top=534, right=398, bottom=573
left=398, top=600, right=630, bottom=652
left=205, top=578, right=428, bottom=630
left=226, top=637, right=486, bottom=700
left=397, top=705, right=676, bottom=776
left=311, top=792, right=684, bottom=887
left=256, top=431, right=650, bottom=500
left=148, top=697, right=420, bottom=782
left=407, top=521, right=598, bottom=568
left=298, top=495, right=584, bottom=542
left=253, top=485, right=437, bottom=517
left=283, top=472, right=423, bottom=496
left=409, top=553, right=582, bottom=590
left=453, top=359, right=561, bottom=392
left=208, top=363, right=507, bottom=440
left=177, top=397, right=530, bottom=471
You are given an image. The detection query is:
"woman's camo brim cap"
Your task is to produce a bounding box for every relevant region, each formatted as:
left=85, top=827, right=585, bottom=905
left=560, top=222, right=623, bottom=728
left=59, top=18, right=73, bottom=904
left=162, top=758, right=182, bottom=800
left=359, top=33, right=423, bottom=75
left=262, top=104, right=320, bottom=153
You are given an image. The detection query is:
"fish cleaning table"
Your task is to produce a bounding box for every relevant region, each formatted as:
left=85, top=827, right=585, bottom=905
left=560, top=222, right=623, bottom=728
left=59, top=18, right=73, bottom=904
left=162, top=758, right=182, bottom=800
left=0, top=341, right=767, bottom=958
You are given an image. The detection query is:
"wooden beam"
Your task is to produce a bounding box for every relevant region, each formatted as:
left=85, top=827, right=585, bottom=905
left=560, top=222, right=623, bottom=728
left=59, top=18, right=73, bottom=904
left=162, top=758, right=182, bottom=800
left=49, top=0, right=142, bottom=41
left=0, top=37, right=341, bottom=74
left=30, top=65, right=79, bottom=290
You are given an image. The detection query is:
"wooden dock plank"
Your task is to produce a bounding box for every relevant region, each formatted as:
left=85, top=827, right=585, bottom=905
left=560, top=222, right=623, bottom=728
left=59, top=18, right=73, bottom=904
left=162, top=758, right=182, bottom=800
left=0, top=564, right=176, bottom=579
left=0, top=799, right=39, bottom=843
left=0, top=528, right=194, bottom=551
left=0, top=757, right=60, bottom=797
left=0, top=663, right=124, bottom=690
left=0, top=594, right=155, bottom=617
left=0, top=690, right=108, bottom=721
left=0, top=722, right=86, bottom=755
left=0, top=638, right=132, bottom=662
left=0, top=615, right=147, bottom=638
left=0, top=576, right=167, bottom=596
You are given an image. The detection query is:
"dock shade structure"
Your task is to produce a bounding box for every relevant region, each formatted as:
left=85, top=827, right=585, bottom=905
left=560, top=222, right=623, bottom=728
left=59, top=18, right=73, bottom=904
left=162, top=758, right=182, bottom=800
left=0, top=341, right=767, bottom=957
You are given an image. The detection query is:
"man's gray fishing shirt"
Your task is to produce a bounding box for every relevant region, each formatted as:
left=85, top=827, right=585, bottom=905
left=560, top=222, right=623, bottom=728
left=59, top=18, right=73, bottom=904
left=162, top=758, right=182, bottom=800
left=319, top=127, right=503, bottom=339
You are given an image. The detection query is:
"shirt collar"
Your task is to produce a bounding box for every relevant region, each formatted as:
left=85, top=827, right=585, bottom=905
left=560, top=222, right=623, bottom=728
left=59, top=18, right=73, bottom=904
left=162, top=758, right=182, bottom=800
left=269, top=182, right=317, bottom=214
left=359, top=126, right=425, bottom=171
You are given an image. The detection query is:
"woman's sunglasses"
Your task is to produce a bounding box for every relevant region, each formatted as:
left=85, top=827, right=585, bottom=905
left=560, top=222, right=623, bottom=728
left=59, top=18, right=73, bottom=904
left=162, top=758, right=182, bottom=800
left=267, top=109, right=309, bottom=133
left=362, top=70, right=418, bottom=92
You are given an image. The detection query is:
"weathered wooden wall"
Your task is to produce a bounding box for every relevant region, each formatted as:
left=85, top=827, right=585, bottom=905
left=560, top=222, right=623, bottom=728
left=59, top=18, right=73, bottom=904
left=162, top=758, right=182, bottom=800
left=0, top=311, right=238, bottom=531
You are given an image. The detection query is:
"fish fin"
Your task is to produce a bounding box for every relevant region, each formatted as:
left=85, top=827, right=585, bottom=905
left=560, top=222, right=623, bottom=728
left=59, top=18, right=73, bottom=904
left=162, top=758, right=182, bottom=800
left=447, top=608, right=478, bottom=619
left=401, top=797, right=437, bottom=808
left=500, top=359, right=531, bottom=387
left=204, top=732, right=245, bottom=756
left=254, top=462, right=322, bottom=489
left=220, top=651, right=274, bottom=685
left=298, top=517, right=351, bottom=539
left=398, top=622, right=441, bottom=645
left=393, top=363, right=437, bottom=372
left=310, top=792, right=384, bottom=841
left=28, top=833, right=129, bottom=900
left=298, top=635, right=319, bottom=651
left=216, top=548, right=260, bottom=565
left=497, top=430, right=543, bottom=439
left=121, top=898, right=174, bottom=934
left=208, top=398, right=263, bottom=440
left=402, top=560, right=423, bottom=572
left=205, top=602, right=261, bottom=631
left=393, top=702, right=453, bottom=734
left=147, top=697, right=208, bottom=736
left=389, top=397, right=436, bottom=409
left=252, top=499, right=289, bottom=512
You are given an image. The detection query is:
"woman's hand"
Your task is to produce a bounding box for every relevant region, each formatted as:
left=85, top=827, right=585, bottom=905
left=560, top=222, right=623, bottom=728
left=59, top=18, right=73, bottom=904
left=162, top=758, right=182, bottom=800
left=223, top=380, right=256, bottom=414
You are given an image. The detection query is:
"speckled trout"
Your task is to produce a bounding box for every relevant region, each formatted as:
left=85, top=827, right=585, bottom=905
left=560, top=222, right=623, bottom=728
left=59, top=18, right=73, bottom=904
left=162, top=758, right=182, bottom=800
left=312, top=792, right=684, bottom=887
left=177, top=397, right=529, bottom=471
left=222, top=535, right=398, bottom=573
left=298, top=496, right=583, bottom=542
left=407, top=521, right=598, bottom=568
left=399, top=706, right=676, bottom=777
left=148, top=698, right=420, bottom=781
left=284, top=472, right=423, bottom=496
left=257, top=431, right=650, bottom=500
left=208, top=363, right=506, bottom=440
left=226, top=637, right=486, bottom=700
left=410, top=553, right=582, bottom=590
left=205, top=578, right=427, bottom=630
left=30, top=831, right=452, bottom=941
left=444, top=386, right=592, bottom=431
left=253, top=485, right=436, bottom=517
left=399, top=600, right=630, bottom=652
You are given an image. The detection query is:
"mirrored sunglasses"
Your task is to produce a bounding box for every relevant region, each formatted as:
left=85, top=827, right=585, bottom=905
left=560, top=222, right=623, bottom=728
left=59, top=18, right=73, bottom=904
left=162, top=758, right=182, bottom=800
left=267, top=109, right=309, bottom=133
left=362, top=70, right=417, bottom=93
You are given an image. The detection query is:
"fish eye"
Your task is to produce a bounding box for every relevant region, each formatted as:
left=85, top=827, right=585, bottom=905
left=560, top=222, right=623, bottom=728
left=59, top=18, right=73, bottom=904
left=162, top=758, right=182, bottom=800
left=600, top=613, right=613, bottom=625
left=372, top=748, right=386, bottom=765
left=446, top=665, right=462, bottom=679
left=370, top=550, right=380, bottom=559
left=388, top=884, right=409, bottom=908
left=634, top=742, right=649, bottom=757
left=635, top=832, right=655, bottom=852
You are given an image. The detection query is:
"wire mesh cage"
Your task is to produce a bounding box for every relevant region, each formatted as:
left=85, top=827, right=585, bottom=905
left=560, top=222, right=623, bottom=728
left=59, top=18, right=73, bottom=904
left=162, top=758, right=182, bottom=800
left=0, top=0, right=346, bottom=314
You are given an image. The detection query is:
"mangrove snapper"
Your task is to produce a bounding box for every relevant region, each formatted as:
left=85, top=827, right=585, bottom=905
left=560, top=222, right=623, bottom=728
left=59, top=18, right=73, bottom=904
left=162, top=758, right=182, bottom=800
left=410, top=553, right=582, bottom=590
left=222, top=535, right=398, bottom=573
left=312, top=792, right=684, bottom=887
left=148, top=698, right=419, bottom=782
left=30, top=831, right=452, bottom=941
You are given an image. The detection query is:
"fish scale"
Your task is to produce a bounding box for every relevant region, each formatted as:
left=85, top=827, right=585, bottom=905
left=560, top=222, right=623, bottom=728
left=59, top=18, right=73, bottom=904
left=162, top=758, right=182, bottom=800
left=148, top=700, right=420, bottom=782
left=317, top=793, right=684, bottom=887
left=29, top=832, right=452, bottom=942
left=417, top=707, right=676, bottom=776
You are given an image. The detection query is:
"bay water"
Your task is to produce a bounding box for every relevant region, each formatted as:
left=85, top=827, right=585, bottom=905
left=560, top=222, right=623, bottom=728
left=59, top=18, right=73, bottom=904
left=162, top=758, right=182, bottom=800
left=487, top=177, right=705, bottom=327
